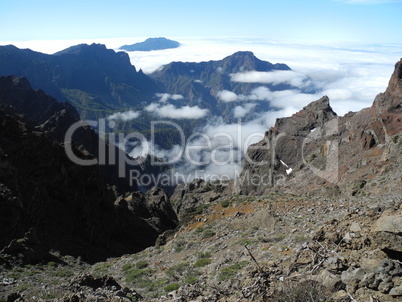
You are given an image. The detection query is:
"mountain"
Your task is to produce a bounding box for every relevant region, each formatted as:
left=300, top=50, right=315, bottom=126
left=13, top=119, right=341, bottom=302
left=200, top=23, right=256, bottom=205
left=0, top=44, right=158, bottom=118
left=238, top=58, right=402, bottom=198
left=0, top=76, right=179, bottom=264
left=150, top=51, right=296, bottom=121
left=119, top=37, right=181, bottom=51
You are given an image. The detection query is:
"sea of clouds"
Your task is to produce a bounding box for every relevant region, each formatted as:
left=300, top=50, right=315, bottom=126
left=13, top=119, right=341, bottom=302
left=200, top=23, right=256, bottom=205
left=3, top=37, right=400, bottom=183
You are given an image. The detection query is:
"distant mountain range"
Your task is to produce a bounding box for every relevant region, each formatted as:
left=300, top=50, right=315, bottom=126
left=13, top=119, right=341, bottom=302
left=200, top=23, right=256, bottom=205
left=0, top=43, right=311, bottom=148
left=0, top=43, right=157, bottom=119
left=119, top=37, right=181, bottom=51
left=150, top=51, right=295, bottom=121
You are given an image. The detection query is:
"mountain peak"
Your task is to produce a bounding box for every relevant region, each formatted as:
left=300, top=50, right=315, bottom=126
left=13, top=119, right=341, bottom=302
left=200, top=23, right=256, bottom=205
left=274, top=95, right=337, bottom=136
left=220, top=51, right=290, bottom=73
left=54, top=43, right=109, bottom=55
left=119, top=37, right=180, bottom=51
left=373, top=58, right=402, bottom=115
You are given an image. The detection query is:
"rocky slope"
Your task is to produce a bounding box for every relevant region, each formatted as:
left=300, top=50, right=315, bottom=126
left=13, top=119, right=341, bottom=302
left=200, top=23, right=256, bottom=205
left=0, top=76, right=179, bottom=266
left=238, top=58, right=402, bottom=198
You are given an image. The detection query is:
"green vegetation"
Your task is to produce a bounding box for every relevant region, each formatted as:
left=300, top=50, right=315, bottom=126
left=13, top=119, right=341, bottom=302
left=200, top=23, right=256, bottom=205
left=307, top=153, right=318, bottom=162
left=258, top=234, right=285, bottom=243
left=392, top=135, right=399, bottom=143
left=194, top=226, right=204, bottom=234
left=136, top=260, right=149, bottom=269
left=16, top=282, right=31, bottom=292
left=53, top=268, right=74, bottom=278
left=271, top=280, right=331, bottom=302
left=194, top=258, right=211, bottom=268
left=93, top=262, right=112, bottom=275
left=218, top=261, right=248, bottom=281
left=46, top=261, right=57, bottom=268
left=122, top=263, right=133, bottom=272
left=184, top=276, right=198, bottom=285
left=201, top=228, right=216, bottom=239
left=236, top=238, right=255, bottom=246
left=294, top=235, right=308, bottom=243
left=174, top=239, right=187, bottom=253
left=194, top=203, right=210, bottom=215
left=5, top=271, right=21, bottom=280
left=166, top=262, right=190, bottom=277
left=164, top=283, right=180, bottom=293
left=125, top=268, right=146, bottom=283
left=197, top=251, right=212, bottom=259
left=220, top=199, right=230, bottom=208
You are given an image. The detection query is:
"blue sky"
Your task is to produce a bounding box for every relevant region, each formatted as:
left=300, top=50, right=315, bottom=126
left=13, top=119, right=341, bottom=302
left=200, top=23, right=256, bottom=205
left=1, top=0, right=401, bottom=43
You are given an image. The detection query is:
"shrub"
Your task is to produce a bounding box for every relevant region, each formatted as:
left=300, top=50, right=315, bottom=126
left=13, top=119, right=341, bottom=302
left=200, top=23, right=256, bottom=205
left=194, top=258, right=211, bottom=268
left=294, top=235, right=308, bottom=243
left=194, top=226, right=204, bottom=234
left=136, top=260, right=149, bottom=269
left=220, top=200, right=230, bottom=208
left=166, top=262, right=190, bottom=277
left=270, top=280, right=331, bottom=302
left=164, top=283, right=180, bottom=293
left=184, top=276, right=198, bottom=285
left=202, top=229, right=216, bottom=239
left=54, top=268, right=74, bottom=278
left=122, top=263, right=133, bottom=271
left=194, top=204, right=210, bottom=215
left=125, top=269, right=146, bottom=283
left=218, top=261, right=248, bottom=281
left=197, top=251, right=212, bottom=259
left=174, top=239, right=186, bottom=253
left=94, top=262, right=112, bottom=274
left=47, top=261, right=57, bottom=268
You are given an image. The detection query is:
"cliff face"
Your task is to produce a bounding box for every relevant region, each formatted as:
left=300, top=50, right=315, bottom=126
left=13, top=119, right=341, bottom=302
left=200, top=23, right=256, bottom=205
left=238, top=59, right=402, bottom=197
left=0, top=44, right=158, bottom=118
left=0, top=76, right=178, bottom=264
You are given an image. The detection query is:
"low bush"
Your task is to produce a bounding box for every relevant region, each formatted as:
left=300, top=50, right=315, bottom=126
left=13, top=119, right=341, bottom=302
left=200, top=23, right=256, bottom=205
left=164, top=283, right=180, bottom=293
left=194, top=258, right=211, bottom=268
left=270, top=280, right=331, bottom=302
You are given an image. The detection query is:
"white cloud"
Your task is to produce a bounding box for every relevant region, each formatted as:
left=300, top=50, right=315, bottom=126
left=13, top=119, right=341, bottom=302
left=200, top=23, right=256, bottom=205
left=217, top=90, right=238, bottom=102
left=145, top=103, right=209, bottom=119
left=107, top=110, right=140, bottom=121
left=233, top=104, right=256, bottom=118
left=155, top=93, right=184, bottom=103
left=230, top=70, right=310, bottom=88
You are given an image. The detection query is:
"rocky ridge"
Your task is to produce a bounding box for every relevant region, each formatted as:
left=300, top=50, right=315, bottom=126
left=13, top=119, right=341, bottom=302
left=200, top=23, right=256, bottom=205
left=238, top=59, right=402, bottom=198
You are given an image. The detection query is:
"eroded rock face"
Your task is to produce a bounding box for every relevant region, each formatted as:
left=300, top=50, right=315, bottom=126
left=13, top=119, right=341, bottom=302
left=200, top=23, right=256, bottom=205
left=238, top=96, right=338, bottom=195
left=170, top=178, right=226, bottom=222
left=0, top=77, right=179, bottom=264
left=238, top=59, right=402, bottom=197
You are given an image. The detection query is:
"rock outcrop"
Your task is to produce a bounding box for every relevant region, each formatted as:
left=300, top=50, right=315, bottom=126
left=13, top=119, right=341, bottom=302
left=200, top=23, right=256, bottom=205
left=238, top=59, right=402, bottom=197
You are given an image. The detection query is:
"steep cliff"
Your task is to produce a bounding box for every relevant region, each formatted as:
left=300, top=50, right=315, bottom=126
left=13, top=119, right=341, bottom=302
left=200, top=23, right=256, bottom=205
left=238, top=59, right=402, bottom=197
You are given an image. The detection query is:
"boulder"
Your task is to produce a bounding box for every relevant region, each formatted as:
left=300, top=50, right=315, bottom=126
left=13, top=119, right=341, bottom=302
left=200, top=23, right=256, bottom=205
left=371, top=212, right=402, bottom=253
